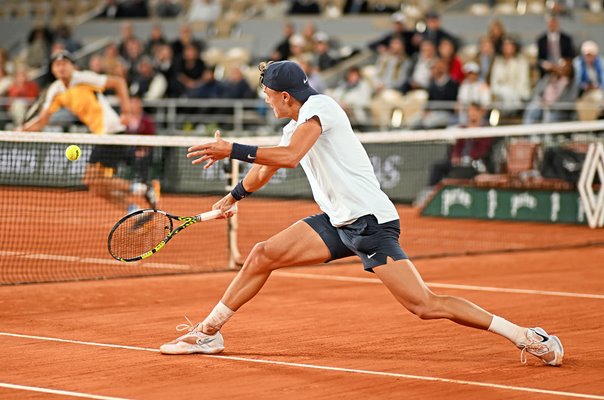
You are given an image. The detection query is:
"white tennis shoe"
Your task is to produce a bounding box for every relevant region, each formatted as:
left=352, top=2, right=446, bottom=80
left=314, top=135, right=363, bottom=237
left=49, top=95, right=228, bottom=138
left=517, top=327, right=564, bottom=366
left=160, top=318, right=224, bottom=355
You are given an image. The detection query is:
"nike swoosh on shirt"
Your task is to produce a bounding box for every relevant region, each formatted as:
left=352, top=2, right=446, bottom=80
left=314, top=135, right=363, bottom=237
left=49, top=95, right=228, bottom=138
left=367, top=252, right=377, bottom=259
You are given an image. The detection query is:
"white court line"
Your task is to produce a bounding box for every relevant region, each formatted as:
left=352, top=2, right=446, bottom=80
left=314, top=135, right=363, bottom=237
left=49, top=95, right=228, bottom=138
left=273, top=271, right=604, bottom=300
left=0, top=382, right=131, bottom=400
left=1, top=332, right=603, bottom=400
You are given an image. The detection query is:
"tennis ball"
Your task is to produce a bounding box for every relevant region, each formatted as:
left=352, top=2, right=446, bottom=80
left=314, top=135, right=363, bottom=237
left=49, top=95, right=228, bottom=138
left=65, top=145, right=81, bottom=161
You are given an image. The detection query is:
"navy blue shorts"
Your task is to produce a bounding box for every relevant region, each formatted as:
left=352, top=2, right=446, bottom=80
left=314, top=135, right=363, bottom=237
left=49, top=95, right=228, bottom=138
left=303, top=213, right=408, bottom=272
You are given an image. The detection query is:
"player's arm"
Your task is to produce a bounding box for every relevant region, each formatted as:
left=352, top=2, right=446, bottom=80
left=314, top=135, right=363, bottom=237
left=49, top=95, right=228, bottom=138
left=187, top=117, right=322, bottom=169
left=105, top=75, right=130, bottom=121
left=21, top=108, right=52, bottom=132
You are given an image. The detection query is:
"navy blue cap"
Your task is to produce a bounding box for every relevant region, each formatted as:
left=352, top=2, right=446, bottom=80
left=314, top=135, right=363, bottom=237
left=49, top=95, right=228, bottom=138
left=262, top=61, right=318, bottom=103
left=51, top=50, right=74, bottom=64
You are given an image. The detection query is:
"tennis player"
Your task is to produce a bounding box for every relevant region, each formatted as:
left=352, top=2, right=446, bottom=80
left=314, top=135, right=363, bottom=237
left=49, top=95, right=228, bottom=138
left=20, top=50, right=159, bottom=213
left=161, top=60, right=564, bottom=366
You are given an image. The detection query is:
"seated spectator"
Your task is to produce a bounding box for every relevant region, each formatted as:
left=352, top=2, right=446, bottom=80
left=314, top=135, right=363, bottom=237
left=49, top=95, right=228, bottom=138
left=289, top=0, right=321, bottom=14
left=101, top=42, right=125, bottom=76
left=401, top=40, right=437, bottom=93
left=153, top=44, right=178, bottom=97
left=88, top=54, right=104, bottom=74
left=523, top=58, right=577, bottom=124
left=54, top=24, right=82, bottom=54
left=407, top=58, right=459, bottom=130
left=123, top=38, right=145, bottom=81
left=288, top=34, right=310, bottom=64
left=374, top=36, right=411, bottom=91
left=573, top=40, right=604, bottom=98
left=536, top=14, right=575, bottom=77
left=476, top=36, right=495, bottom=83
left=262, top=0, right=289, bottom=18
left=298, top=57, right=326, bottom=93
left=456, top=62, right=492, bottom=125
left=26, top=26, right=53, bottom=69
left=172, top=24, right=205, bottom=63
left=422, top=11, right=458, bottom=52
left=301, top=22, right=318, bottom=54
left=187, top=67, right=224, bottom=113
left=369, top=12, right=419, bottom=56
left=118, top=0, right=150, bottom=18
left=6, top=65, right=39, bottom=126
left=188, top=0, right=221, bottom=23
left=329, top=66, right=372, bottom=126
left=490, top=37, right=531, bottom=113
left=271, top=22, right=295, bottom=62
left=174, top=44, right=206, bottom=96
left=130, top=56, right=167, bottom=99
left=155, top=0, right=182, bottom=17
left=438, top=37, right=464, bottom=83
left=118, top=22, right=137, bottom=59
left=487, top=19, right=506, bottom=55
left=424, top=103, right=493, bottom=191
left=222, top=65, right=255, bottom=99
left=145, top=24, right=167, bottom=58
left=313, top=32, right=338, bottom=71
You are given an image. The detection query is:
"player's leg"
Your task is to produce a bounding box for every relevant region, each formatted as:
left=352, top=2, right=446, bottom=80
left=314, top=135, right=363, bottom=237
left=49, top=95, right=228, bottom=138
left=374, top=259, right=563, bottom=365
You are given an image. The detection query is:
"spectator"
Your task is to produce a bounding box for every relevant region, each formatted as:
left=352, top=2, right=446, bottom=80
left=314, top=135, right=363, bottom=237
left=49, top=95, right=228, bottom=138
left=0, top=48, right=13, bottom=96
left=54, top=24, right=82, bottom=54
left=374, top=36, right=411, bottom=91
left=117, top=0, right=149, bottom=18
left=26, top=26, right=53, bottom=69
left=422, top=11, right=458, bottom=52
left=407, top=58, right=459, bottom=129
left=187, top=66, right=223, bottom=102
left=424, top=103, right=493, bottom=189
left=222, top=65, right=255, bottom=99
left=573, top=40, right=604, bottom=98
left=188, top=0, right=222, bottom=23
left=536, top=14, right=575, bottom=77
left=329, top=66, right=372, bottom=126
left=145, top=23, right=167, bottom=58
left=174, top=43, right=206, bottom=96
left=456, top=62, right=492, bottom=125
left=369, top=12, right=419, bottom=56
left=401, top=40, right=438, bottom=93
left=487, top=19, right=506, bottom=55
left=301, top=22, right=318, bottom=54
left=153, top=44, right=178, bottom=96
left=490, top=37, right=531, bottom=113
left=298, top=57, right=326, bottom=93
left=261, top=0, right=289, bottom=18
left=289, top=0, right=321, bottom=14
left=123, top=38, right=145, bottom=80
left=6, top=66, right=40, bottom=126
left=343, top=0, right=369, bottom=13
left=313, top=32, right=338, bottom=71
left=118, top=22, right=137, bottom=59
left=287, top=34, right=309, bottom=64
left=438, top=37, right=464, bottom=83
left=155, top=0, right=182, bottom=17
left=272, top=22, right=295, bottom=61
left=523, top=58, right=577, bottom=124
left=130, top=56, right=167, bottom=99
left=101, top=42, right=125, bottom=76
left=88, top=54, right=104, bottom=74
left=172, top=24, right=205, bottom=63
left=476, top=36, right=496, bottom=83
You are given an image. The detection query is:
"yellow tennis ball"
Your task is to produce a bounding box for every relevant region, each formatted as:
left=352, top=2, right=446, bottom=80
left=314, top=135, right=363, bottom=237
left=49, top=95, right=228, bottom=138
left=65, top=145, right=81, bottom=161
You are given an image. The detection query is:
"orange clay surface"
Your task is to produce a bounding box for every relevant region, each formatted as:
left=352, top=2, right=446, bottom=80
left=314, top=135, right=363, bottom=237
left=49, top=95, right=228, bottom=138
left=1, top=189, right=604, bottom=398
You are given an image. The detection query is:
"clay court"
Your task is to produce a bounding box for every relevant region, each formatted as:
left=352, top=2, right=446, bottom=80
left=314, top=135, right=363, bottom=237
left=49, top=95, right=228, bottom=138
left=1, top=191, right=604, bottom=399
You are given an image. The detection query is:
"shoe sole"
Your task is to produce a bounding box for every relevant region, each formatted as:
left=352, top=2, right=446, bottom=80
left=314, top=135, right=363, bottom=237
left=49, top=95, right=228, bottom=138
left=160, top=345, right=225, bottom=355
left=548, top=335, right=564, bottom=366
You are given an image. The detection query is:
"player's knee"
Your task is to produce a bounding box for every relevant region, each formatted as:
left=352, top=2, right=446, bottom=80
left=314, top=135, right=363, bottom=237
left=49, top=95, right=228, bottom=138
left=244, top=242, right=273, bottom=273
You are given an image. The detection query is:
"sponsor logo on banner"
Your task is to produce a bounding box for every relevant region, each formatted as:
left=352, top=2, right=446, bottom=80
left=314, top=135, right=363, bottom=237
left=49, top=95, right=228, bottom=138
left=510, top=192, right=537, bottom=217
left=487, top=189, right=497, bottom=218
left=578, top=142, right=604, bottom=228
left=441, top=188, right=471, bottom=216
left=550, top=192, right=560, bottom=222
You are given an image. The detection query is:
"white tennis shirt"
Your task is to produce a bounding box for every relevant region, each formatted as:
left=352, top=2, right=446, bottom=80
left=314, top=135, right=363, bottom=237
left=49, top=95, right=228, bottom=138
left=280, top=94, right=399, bottom=227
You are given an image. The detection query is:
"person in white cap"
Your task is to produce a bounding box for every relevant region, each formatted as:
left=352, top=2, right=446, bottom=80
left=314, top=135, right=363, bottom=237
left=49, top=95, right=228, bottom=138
left=456, top=61, right=492, bottom=125
left=573, top=40, right=604, bottom=98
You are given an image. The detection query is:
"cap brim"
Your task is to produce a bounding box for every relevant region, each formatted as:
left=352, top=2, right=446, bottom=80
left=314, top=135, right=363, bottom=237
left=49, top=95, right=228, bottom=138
left=288, top=86, right=318, bottom=103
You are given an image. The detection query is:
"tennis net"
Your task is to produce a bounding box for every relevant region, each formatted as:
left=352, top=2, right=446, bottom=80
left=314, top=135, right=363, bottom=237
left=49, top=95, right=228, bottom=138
left=1, top=120, right=603, bottom=284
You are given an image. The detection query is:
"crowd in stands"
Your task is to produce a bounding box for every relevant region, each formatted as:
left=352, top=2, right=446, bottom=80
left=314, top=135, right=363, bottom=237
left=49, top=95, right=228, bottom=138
left=0, top=0, right=603, bottom=132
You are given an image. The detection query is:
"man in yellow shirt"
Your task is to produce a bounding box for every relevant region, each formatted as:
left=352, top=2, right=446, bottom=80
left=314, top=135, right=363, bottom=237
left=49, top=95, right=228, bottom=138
left=21, top=51, right=159, bottom=212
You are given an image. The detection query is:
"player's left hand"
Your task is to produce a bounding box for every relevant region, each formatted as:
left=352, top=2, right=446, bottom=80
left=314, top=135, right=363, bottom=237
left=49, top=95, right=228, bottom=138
left=187, top=130, right=233, bottom=169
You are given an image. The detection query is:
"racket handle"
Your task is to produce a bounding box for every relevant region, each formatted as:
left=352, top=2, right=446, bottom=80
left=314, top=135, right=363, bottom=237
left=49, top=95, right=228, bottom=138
left=196, top=206, right=238, bottom=222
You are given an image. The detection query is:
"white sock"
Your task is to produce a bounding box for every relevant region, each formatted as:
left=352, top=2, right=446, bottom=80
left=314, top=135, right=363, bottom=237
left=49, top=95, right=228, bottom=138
left=202, top=301, right=234, bottom=333
left=488, top=315, right=527, bottom=346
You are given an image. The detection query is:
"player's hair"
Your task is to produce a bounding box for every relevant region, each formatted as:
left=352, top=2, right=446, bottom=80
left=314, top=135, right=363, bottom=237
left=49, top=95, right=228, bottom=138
left=258, top=60, right=275, bottom=88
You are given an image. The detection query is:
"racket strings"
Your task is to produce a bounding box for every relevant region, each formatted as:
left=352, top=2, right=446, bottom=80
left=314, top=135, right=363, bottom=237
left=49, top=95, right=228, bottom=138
left=109, top=212, right=172, bottom=260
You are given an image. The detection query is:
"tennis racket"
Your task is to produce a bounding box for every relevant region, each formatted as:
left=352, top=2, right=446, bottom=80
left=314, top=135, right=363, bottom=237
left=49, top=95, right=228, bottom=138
left=107, top=207, right=236, bottom=262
